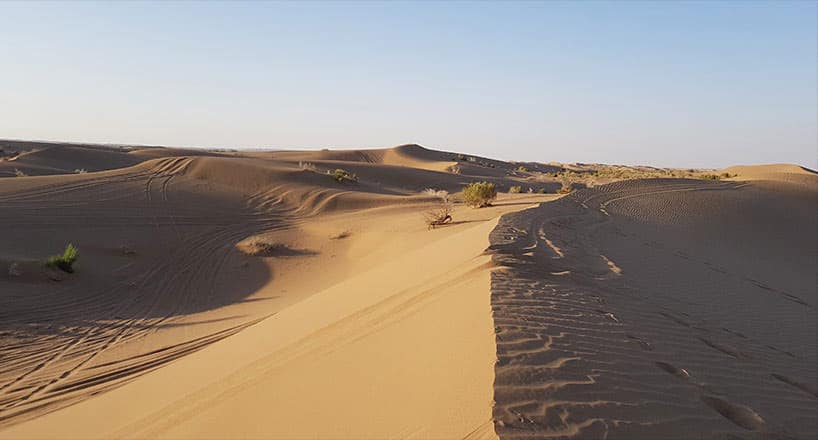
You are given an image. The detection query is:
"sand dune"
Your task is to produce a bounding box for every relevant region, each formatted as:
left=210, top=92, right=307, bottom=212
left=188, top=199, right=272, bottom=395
left=0, top=142, right=550, bottom=437
left=1, top=142, right=815, bottom=439
left=489, top=177, right=817, bottom=439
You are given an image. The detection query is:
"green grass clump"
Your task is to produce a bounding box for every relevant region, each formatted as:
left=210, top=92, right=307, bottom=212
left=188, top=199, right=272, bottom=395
left=463, top=181, right=497, bottom=208
left=46, top=243, right=79, bottom=273
left=331, top=169, right=358, bottom=183
left=508, top=185, right=522, bottom=193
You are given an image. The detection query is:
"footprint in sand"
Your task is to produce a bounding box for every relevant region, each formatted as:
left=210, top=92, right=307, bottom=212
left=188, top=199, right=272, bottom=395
left=771, top=373, right=818, bottom=398
left=627, top=333, right=653, bottom=351
left=699, top=337, right=747, bottom=359
left=596, top=309, right=619, bottom=322
left=700, top=395, right=765, bottom=431
left=655, top=361, right=691, bottom=380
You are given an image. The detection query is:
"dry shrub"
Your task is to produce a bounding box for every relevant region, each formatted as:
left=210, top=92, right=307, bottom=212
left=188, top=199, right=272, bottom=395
left=422, top=188, right=449, bottom=199
left=424, top=199, right=453, bottom=229
left=299, top=161, right=316, bottom=171
left=508, top=185, right=522, bottom=194
left=558, top=179, right=574, bottom=194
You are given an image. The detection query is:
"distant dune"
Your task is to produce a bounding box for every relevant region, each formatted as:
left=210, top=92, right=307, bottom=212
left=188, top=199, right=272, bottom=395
left=0, top=141, right=815, bottom=439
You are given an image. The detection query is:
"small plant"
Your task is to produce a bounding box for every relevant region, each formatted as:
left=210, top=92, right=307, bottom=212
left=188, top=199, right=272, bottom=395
left=508, top=185, right=522, bottom=194
left=446, top=164, right=461, bottom=174
left=74, top=168, right=87, bottom=174
left=422, top=188, right=449, bottom=200
left=463, top=181, right=497, bottom=208
left=424, top=198, right=453, bottom=229
left=14, top=168, right=26, bottom=177
left=298, top=161, right=316, bottom=171
left=538, top=188, right=548, bottom=194
left=46, top=243, right=79, bottom=273
left=558, top=177, right=574, bottom=194
left=457, top=153, right=467, bottom=161
left=330, top=168, right=358, bottom=183
left=699, top=174, right=721, bottom=181
left=517, top=166, right=528, bottom=172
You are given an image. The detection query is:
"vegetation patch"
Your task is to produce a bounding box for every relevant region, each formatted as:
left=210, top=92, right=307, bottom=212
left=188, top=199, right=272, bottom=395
left=424, top=190, right=453, bottom=229
left=330, top=168, right=358, bottom=183
left=46, top=243, right=79, bottom=273
left=463, top=181, right=497, bottom=208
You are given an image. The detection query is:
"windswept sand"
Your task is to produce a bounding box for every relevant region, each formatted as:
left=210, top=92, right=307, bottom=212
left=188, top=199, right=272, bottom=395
left=490, top=174, right=817, bottom=439
left=0, top=142, right=549, bottom=438
left=1, top=142, right=815, bottom=439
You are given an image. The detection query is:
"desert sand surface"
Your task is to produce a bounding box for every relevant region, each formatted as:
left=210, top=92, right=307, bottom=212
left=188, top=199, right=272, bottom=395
left=490, top=172, right=817, bottom=438
left=1, top=142, right=816, bottom=439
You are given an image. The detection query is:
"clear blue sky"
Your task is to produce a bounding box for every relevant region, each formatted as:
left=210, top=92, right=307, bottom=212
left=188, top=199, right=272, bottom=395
left=1, top=1, right=815, bottom=168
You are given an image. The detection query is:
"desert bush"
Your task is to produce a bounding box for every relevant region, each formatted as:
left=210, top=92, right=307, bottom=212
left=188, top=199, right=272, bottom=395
left=508, top=185, right=522, bottom=194
left=298, top=161, right=316, bottom=171
left=14, top=168, right=26, bottom=177
left=330, top=168, right=358, bottom=183
left=422, top=188, right=449, bottom=200
left=558, top=178, right=574, bottom=194
left=46, top=243, right=79, bottom=273
left=446, top=164, right=461, bottom=174
left=538, top=188, right=548, bottom=194
left=463, top=181, right=497, bottom=208
left=517, top=166, right=527, bottom=172
left=424, top=198, right=453, bottom=229
left=74, top=168, right=87, bottom=174
left=699, top=174, right=721, bottom=181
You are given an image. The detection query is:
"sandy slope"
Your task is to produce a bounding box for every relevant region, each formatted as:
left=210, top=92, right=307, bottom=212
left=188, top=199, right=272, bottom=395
left=2, top=199, right=546, bottom=439
left=0, top=142, right=549, bottom=438
left=489, top=177, right=817, bottom=439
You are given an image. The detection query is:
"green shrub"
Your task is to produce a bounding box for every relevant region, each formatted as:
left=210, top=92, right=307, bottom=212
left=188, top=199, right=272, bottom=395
left=517, top=166, right=527, bottom=172
left=463, top=182, right=497, bottom=208
left=46, top=243, right=79, bottom=273
left=508, top=185, right=522, bottom=194
left=331, top=169, right=358, bottom=183
left=699, top=174, right=721, bottom=181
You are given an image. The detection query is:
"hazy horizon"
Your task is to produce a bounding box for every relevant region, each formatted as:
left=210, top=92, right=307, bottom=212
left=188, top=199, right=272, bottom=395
left=1, top=1, right=816, bottom=169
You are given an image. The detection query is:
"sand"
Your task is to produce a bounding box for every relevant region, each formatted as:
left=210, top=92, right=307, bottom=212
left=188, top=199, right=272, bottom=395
left=1, top=142, right=815, bottom=439
left=490, top=176, right=817, bottom=439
